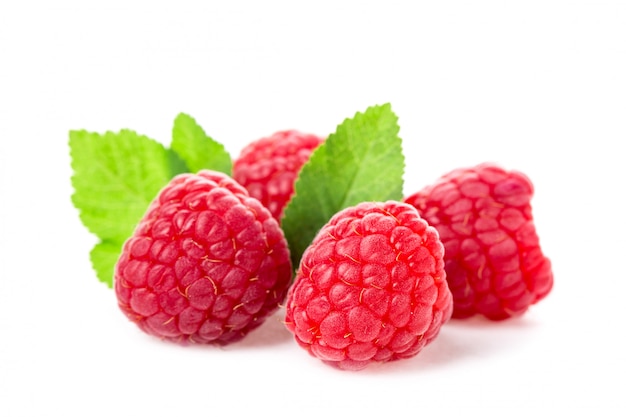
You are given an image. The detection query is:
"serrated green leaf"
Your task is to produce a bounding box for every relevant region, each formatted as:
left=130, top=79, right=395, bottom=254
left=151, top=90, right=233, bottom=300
left=90, top=240, right=122, bottom=288
left=69, top=129, right=185, bottom=284
left=281, top=103, right=405, bottom=268
left=167, top=147, right=192, bottom=178
left=171, top=113, right=232, bottom=175
left=69, top=129, right=177, bottom=241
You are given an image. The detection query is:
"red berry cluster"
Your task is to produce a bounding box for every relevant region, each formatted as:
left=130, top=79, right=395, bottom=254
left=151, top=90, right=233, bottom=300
left=233, top=130, right=324, bottom=221
left=114, top=130, right=553, bottom=371
left=284, top=200, right=453, bottom=370
left=114, top=170, right=292, bottom=345
left=404, top=163, right=553, bottom=320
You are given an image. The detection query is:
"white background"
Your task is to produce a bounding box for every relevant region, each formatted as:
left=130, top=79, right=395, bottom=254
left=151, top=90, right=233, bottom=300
left=1, top=1, right=625, bottom=415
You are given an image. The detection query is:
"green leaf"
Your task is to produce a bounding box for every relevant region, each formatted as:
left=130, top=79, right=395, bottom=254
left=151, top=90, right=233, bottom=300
left=167, top=147, right=192, bottom=178
left=69, top=129, right=184, bottom=284
left=90, top=240, right=122, bottom=288
left=69, top=129, right=178, bottom=241
left=281, top=103, right=405, bottom=268
left=171, top=113, right=232, bottom=175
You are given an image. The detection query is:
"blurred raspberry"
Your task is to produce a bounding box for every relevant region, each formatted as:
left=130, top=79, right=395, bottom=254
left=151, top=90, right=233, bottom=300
left=405, top=163, right=553, bottom=320
left=233, top=130, right=323, bottom=221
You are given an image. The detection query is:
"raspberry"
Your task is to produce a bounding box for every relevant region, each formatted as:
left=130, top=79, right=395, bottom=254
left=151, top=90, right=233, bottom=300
left=404, top=163, right=553, bottom=320
left=114, top=170, right=293, bottom=345
left=233, top=130, right=324, bottom=221
left=284, top=201, right=453, bottom=371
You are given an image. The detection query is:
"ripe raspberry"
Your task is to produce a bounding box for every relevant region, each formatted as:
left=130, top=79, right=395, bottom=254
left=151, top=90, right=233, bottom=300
left=233, top=130, right=324, bottom=221
left=284, top=201, right=453, bottom=371
left=114, top=170, right=292, bottom=345
left=404, top=163, right=553, bottom=320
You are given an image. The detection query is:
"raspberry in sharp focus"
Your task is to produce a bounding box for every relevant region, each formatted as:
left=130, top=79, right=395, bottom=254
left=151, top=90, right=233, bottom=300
left=284, top=201, right=453, bottom=371
left=114, top=170, right=293, bottom=345
left=404, top=162, right=553, bottom=320
left=232, top=130, right=324, bottom=221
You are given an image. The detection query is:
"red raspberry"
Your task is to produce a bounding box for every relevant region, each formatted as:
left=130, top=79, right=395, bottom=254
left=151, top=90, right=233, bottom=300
left=114, top=170, right=292, bottom=345
left=404, top=163, right=553, bottom=320
left=284, top=201, right=453, bottom=371
left=233, top=130, right=324, bottom=221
